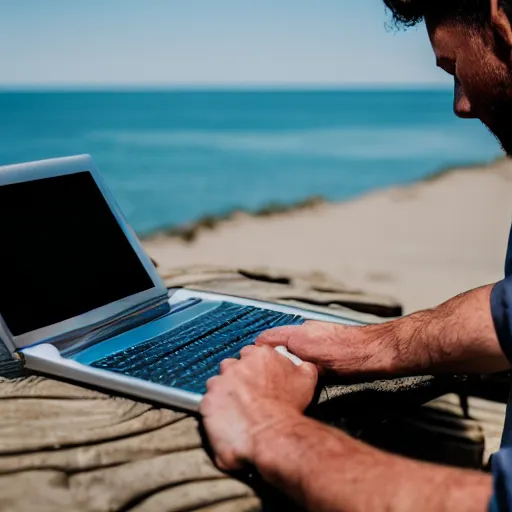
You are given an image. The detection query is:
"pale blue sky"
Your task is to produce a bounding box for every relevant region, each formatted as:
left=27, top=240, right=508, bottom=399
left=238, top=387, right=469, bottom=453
left=0, top=0, right=451, bottom=88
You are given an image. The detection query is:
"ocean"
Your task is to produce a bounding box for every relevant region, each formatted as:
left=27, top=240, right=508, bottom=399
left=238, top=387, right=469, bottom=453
left=0, top=90, right=502, bottom=236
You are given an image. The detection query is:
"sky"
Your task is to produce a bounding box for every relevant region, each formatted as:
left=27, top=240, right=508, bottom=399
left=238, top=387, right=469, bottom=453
left=0, top=0, right=452, bottom=88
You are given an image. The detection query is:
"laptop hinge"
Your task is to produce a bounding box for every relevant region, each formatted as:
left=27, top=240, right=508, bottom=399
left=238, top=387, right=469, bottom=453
left=0, top=318, right=18, bottom=356
left=0, top=336, right=16, bottom=356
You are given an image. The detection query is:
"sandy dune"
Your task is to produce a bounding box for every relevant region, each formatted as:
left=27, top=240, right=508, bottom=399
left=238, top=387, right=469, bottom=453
left=144, top=158, right=512, bottom=314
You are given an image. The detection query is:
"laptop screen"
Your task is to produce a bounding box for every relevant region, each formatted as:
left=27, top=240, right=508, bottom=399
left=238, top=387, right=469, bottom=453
left=0, top=171, right=154, bottom=337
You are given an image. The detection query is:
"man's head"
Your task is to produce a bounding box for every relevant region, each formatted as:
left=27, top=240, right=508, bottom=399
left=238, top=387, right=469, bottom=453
left=384, top=0, right=512, bottom=154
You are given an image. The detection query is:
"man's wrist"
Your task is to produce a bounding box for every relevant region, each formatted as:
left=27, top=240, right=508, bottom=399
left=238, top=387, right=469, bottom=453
left=357, top=310, right=438, bottom=376
left=347, top=321, right=405, bottom=376
left=249, top=406, right=309, bottom=473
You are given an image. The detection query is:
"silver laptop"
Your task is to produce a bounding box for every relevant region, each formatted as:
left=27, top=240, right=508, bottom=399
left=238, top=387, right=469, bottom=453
left=0, top=155, right=362, bottom=411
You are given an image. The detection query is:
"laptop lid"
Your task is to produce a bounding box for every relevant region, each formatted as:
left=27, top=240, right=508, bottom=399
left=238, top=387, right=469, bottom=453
left=0, top=155, right=168, bottom=352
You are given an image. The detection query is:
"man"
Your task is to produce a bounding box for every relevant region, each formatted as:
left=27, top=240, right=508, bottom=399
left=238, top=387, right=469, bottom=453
left=201, top=1, right=512, bottom=510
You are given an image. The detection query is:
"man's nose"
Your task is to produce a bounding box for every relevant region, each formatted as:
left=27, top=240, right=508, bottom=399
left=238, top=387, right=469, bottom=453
left=453, top=78, right=475, bottom=119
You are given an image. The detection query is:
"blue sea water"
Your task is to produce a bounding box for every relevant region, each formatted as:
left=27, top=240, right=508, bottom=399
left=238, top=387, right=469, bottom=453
left=0, top=90, right=503, bottom=236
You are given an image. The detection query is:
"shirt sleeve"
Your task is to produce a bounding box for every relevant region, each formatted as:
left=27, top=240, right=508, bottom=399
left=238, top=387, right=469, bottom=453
left=490, top=278, right=512, bottom=365
left=490, top=448, right=512, bottom=511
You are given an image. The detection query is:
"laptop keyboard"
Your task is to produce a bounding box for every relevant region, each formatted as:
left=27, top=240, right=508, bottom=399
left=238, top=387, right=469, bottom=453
left=89, top=302, right=304, bottom=394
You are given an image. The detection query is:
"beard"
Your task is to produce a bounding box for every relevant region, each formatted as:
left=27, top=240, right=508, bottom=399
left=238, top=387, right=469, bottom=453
left=479, top=98, right=512, bottom=156
left=484, top=123, right=512, bottom=157
left=498, top=137, right=512, bottom=157
left=477, top=77, right=512, bottom=156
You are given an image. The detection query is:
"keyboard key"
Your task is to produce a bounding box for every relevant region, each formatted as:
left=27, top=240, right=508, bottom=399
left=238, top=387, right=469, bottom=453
left=90, top=302, right=303, bottom=393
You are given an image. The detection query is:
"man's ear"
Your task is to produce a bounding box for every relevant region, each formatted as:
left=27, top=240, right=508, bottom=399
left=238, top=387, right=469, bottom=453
left=491, top=0, right=512, bottom=56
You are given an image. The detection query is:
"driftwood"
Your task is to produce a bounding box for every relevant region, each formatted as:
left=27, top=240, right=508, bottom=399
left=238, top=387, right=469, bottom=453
left=0, top=266, right=504, bottom=511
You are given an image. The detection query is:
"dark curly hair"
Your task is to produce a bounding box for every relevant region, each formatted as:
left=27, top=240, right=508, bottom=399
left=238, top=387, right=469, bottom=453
left=383, top=0, right=512, bottom=28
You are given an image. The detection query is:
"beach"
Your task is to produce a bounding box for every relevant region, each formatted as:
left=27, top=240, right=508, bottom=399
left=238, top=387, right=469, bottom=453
left=144, top=157, right=512, bottom=315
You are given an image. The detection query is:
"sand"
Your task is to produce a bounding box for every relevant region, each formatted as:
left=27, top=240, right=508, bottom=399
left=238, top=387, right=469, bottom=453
left=143, top=157, right=512, bottom=314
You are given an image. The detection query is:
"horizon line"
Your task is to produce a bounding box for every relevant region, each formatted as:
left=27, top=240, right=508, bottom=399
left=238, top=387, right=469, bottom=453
left=0, top=83, right=452, bottom=93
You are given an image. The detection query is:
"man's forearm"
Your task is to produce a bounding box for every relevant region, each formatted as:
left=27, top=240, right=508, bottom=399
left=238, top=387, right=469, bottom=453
left=361, top=284, right=509, bottom=375
left=253, top=412, right=492, bottom=512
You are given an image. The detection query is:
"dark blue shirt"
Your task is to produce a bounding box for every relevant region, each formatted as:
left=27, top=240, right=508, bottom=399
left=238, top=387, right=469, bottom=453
left=489, top=223, right=512, bottom=510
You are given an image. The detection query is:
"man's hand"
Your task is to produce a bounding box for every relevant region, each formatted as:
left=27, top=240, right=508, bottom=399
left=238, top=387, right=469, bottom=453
left=255, top=320, right=397, bottom=378
left=200, top=345, right=318, bottom=472
left=200, top=288, right=501, bottom=512
left=256, top=285, right=510, bottom=377
left=201, top=341, right=493, bottom=512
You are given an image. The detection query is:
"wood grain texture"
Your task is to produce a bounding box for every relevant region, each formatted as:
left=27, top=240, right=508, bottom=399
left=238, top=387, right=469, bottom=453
left=0, top=374, right=236, bottom=512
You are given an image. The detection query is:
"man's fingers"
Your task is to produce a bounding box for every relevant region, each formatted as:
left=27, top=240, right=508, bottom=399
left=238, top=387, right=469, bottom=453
left=205, top=375, right=220, bottom=392
left=239, top=345, right=258, bottom=358
left=219, top=358, right=238, bottom=373
left=301, top=361, right=319, bottom=381
left=215, top=454, right=242, bottom=473
left=255, top=325, right=299, bottom=347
